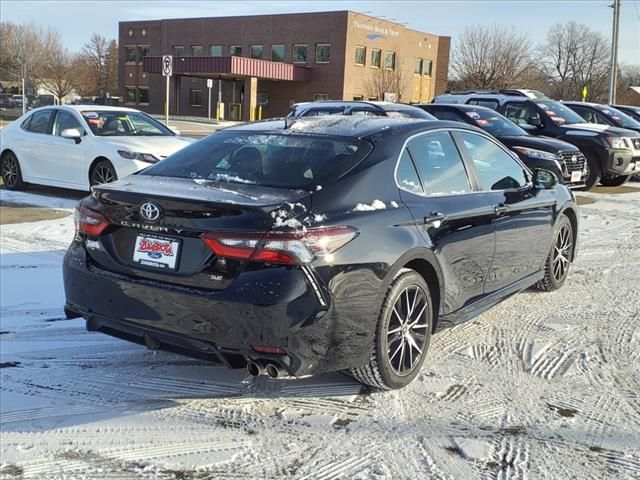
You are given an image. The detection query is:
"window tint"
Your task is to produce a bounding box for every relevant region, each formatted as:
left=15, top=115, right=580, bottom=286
left=384, top=51, right=395, bottom=70
left=292, top=44, right=307, bottom=63
left=407, top=131, right=470, bottom=195
left=355, top=46, right=366, bottom=65
left=53, top=111, right=83, bottom=136
left=26, top=110, right=53, bottom=134
left=125, top=46, right=137, bottom=63
left=144, top=132, right=373, bottom=189
left=250, top=45, right=263, bottom=59
left=316, top=44, right=331, bottom=63
left=429, top=109, right=465, bottom=122
left=371, top=49, right=381, bottom=68
left=396, top=148, right=423, bottom=194
left=271, top=45, right=285, bottom=62
left=190, top=89, right=203, bottom=107
left=458, top=132, right=528, bottom=190
left=210, top=45, right=222, bottom=57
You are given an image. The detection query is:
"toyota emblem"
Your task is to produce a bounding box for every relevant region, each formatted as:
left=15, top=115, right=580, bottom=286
left=140, top=202, right=161, bottom=222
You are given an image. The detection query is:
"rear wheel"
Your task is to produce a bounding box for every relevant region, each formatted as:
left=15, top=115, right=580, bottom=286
left=1, top=151, right=26, bottom=190
left=349, top=270, right=433, bottom=390
left=534, top=215, right=573, bottom=291
left=90, top=160, right=117, bottom=186
left=600, top=174, right=631, bottom=187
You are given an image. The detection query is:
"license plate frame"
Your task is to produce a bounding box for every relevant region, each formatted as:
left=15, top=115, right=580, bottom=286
left=132, top=233, right=181, bottom=271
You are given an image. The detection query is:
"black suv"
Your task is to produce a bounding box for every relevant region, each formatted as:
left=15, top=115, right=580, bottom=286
left=288, top=100, right=435, bottom=119
left=563, top=102, right=640, bottom=134
left=433, top=93, right=640, bottom=189
left=417, top=104, right=587, bottom=188
left=613, top=105, right=640, bottom=122
left=63, top=117, right=578, bottom=390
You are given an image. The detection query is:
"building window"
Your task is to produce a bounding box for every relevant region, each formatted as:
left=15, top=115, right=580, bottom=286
left=368, top=96, right=379, bottom=101
left=250, top=45, right=264, bottom=59
left=125, top=87, right=136, bottom=104
left=353, top=95, right=364, bottom=101
left=355, top=46, right=366, bottom=66
left=174, top=45, right=184, bottom=56
left=315, top=44, right=330, bottom=63
left=192, top=45, right=204, bottom=56
left=423, top=59, right=433, bottom=77
left=292, top=44, right=307, bottom=63
left=138, top=46, right=149, bottom=63
left=313, top=93, right=329, bottom=101
left=384, top=51, right=395, bottom=70
left=371, top=49, right=381, bottom=68
left=210, top=45, right=222, bottom=57
left=257, top=92, right=271, bottom=106
left=230, top=45, right=242, bottom=56
left=190, top=89, right=203, bottom=107
left=125, top=46, right=137, bottom=63
left=271, top=44, right=285, bottom=62
left=138, top=87, right=149, bottom=104
left=414, top=58, right=423, bottom=75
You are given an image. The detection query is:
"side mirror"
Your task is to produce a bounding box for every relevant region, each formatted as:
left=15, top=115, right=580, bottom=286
left=61, top=128, right=83, bottom=144
left=528, top=116, right=543, bottom=128
left=533, top=168, right=558, bottom=189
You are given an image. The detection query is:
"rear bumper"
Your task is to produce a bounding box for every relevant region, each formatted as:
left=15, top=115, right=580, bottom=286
left=63, top=241, right=380, bottom=376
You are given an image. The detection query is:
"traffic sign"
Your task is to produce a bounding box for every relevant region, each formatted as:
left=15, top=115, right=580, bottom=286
left=162, top=55, right=173, bottom=76
left=582, top=85, right=588, bottom=100
left=207, top=79, right=213, bottom=88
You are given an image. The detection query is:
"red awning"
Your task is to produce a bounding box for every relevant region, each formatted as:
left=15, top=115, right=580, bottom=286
left=143, top=56, right=310, bottom=82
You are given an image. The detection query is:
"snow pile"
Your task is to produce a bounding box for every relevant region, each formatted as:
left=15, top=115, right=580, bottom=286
left=352, top=199, right=387, bottom=212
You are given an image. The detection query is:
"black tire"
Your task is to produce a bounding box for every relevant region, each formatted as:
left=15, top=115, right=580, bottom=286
left=599, top=174, right=631, bottom=187
left=348, top=270, right=433, bottom=390
left=90, top=159, right=117, bottom=186
left=533, top=215, right=573, bottom=292
left=579, top=152, right=601, bottom=191
left=1, top=151, right=27, bottom=190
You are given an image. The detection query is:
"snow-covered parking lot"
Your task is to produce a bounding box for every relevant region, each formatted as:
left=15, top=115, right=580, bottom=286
left=1, top=185, right=639, bottom=480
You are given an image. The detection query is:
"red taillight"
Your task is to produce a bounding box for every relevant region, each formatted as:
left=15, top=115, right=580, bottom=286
left=201, top=226, right=358, bottom=265
left=74, top=206, right=109, bottom=236
left=252, top=345, right=287, bottom=355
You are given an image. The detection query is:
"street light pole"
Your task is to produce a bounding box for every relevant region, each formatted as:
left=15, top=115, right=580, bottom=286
left=607, top=0, right=621, bottom=104
left=21, top=64, right=26, bottom=115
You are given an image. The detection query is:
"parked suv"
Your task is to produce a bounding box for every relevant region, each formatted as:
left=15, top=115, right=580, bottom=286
left=433, top=93, right=640, bottom=189
left=288, top=101, right=435, bottom=119
left=613, top=105, right=640, bottom=122
left=417, top=104, right=587, bottom=188
left=562, top=102, right=640, bottom=133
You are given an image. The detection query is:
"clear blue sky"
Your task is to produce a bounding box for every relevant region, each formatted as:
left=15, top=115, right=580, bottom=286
left=1, top=0, right=639, bottom=65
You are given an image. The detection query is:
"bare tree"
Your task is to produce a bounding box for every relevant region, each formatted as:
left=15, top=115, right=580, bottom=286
left=451, top=25, right=533, bottom=90
left=74, top=34, right=118, bottom=97
left=40, top=40, right=76, bottom=101
left=537, top=22, right=610, bottom=102
left=364, top=56, right=408, bottom=101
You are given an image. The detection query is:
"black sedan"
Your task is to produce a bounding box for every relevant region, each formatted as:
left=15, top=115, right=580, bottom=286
left=417, top=104, right=588, bottom=188
left=563, top=102, right=640, bottom=133
left=288, top=100, right=436, bottom=119
left=63, top=117, right=579, bottom=390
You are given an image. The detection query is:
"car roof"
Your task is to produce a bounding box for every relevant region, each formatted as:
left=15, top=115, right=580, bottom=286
left=63, top=105, right=140, bottom=113
left=419, top=103, right=497, bottom=113
left=226, top=116, right=479, bottom=139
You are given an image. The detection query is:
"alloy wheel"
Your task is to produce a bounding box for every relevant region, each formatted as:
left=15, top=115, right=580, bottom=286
left=2, top=154, right=18, bottom=187
left=386, top=285, right=430, bottom=376
left=552, top=223, right=572, bottom=283
left=93, top=165, right=115, bottom=185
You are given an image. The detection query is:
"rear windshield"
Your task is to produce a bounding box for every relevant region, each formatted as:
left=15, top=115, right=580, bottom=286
left=143, top=131, right=374, bottom=189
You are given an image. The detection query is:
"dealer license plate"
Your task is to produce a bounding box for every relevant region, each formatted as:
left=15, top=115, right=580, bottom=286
left=571, top=170, right=582, bottom=182
left=132, top=234, right=180, bottom=270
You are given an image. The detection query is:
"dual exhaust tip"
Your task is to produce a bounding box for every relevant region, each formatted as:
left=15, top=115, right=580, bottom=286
left=247, top=360, right=287, bottom=378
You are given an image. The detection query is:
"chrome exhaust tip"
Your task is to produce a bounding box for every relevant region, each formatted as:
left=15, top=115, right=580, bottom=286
left=265, top=363, right=286, bottom=379
left=247, top=361, right=263, bottom=377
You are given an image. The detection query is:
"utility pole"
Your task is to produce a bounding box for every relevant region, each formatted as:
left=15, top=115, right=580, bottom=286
left=21, top=64, right=26, bottom=115
left=607, top=0, right=621, bottom=104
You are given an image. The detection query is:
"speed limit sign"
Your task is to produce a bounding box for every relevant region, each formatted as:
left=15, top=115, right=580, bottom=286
left=162, top=55, right=172, bottom=76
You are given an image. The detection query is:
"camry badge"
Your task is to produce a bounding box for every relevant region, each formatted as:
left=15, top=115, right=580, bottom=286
left=140, top=202, right=161, bottom=222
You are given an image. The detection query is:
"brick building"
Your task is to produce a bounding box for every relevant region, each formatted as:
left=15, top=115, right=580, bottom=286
left=119, top=11, right=450, bottom=119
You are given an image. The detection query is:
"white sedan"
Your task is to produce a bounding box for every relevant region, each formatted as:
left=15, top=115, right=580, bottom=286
left=0, top=105, right=195, bottom=191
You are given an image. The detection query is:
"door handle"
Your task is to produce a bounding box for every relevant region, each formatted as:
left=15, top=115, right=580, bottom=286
left=424, top=212, right=446, bottom=225
left=494, top=205, right=509, bottom=216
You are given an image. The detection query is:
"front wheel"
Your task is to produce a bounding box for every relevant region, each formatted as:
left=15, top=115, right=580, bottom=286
left=90, top=160, right=118, bottom=186
left=348, top=270, right=433, bottom=390
left=600, top=174, right=631, bottom=187
left=1, top=151, right=27, bottom=190
left=533, top=215, right=573, bottom=291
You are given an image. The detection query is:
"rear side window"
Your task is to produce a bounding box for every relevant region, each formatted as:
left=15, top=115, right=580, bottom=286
left=407, top=131, right=471, bottom=195
left=396, top=149, right=423, bottom=194
left=458, top=132, right=528, bottom=190
left=26, top=110, right=53, bottom=134
left=468, top=99, right=498, bottom=110
left=429, top=109, right=465, bottom=122
left=144, top=132, right=373, bottom=189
